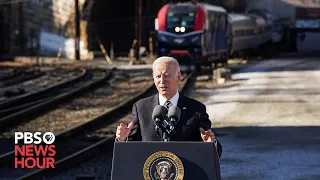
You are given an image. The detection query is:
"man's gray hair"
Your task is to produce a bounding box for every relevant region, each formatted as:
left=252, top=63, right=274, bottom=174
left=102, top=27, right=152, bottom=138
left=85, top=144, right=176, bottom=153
left=152, top=56, right=180, bottom=75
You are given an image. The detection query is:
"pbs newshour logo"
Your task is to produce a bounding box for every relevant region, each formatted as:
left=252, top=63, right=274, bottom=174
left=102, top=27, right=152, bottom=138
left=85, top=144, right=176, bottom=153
left=14, top=132, right=56, bottom=169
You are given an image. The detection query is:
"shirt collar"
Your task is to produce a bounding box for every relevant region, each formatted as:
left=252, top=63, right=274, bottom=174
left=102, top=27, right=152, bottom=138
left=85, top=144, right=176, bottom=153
left=159, top=91, right=179, bottom=107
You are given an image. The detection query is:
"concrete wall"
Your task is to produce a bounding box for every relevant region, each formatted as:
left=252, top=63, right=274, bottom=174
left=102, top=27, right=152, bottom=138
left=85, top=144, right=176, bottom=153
left=4, top=0, right=92, bottom=60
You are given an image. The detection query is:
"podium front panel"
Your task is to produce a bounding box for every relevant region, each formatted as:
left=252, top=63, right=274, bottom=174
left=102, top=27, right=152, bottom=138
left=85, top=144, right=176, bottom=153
left=111, top=141, right=220, bottom=180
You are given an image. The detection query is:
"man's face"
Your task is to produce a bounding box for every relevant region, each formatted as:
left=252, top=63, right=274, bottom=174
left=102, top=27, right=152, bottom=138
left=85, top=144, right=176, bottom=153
left=153, top=61, right=181, bottom=99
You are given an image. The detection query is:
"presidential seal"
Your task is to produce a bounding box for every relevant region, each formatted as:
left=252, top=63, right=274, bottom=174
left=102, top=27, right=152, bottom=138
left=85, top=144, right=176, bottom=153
left=143, top=151, right=184, bottom=180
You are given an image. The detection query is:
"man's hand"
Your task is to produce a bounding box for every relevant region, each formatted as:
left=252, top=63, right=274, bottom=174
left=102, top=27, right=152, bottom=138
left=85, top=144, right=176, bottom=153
left=116, top=122, right=134, bottom=141
left=200, top=127, right=216, bottom=143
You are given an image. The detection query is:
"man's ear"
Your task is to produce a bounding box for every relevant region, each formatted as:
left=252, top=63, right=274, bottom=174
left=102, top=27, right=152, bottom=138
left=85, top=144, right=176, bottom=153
left=178, top=72, right=181, bottom=81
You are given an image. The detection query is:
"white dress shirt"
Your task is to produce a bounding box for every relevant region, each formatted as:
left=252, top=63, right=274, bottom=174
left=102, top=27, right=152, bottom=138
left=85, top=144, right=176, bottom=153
left=159, top=90, right=179, bottom=107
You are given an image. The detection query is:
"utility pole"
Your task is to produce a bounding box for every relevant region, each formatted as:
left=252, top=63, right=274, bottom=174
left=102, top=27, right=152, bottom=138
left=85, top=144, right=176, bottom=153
left=74, top=0, right=80, bottom=60
left=135, top=0, right=142, bottom=62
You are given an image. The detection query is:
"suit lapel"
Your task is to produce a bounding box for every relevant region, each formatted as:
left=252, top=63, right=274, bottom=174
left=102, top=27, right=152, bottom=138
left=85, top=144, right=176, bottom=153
left=148, top=93, right=162, bottom=141
left=148, top=93, right=159, bottom=116
left=169, top=94, right=188, bottom=140
left=177, top=94, right=187, bottom=122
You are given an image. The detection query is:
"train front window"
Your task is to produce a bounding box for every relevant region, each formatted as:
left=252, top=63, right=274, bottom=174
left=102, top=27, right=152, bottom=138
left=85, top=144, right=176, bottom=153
left=166, top=12, right=195, bottom=33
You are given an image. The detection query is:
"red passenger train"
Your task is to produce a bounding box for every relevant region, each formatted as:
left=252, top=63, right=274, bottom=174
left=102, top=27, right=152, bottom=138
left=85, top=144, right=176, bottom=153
left=155, top=2, right=230, bottom=67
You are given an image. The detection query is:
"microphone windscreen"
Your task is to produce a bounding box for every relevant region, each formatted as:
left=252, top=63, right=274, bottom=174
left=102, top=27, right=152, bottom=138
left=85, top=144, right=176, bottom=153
left=168, top=106, right=181, bottom=121
left=152, top=105, right=167, bottom=120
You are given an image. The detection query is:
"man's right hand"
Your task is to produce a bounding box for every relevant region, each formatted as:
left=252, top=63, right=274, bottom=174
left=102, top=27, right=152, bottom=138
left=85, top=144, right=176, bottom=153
left=116, top=122, right=134, bottom=141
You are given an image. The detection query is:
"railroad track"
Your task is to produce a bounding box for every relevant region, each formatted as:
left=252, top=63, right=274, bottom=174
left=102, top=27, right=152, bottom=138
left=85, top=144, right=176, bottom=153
left=0, top=68, right=110, bottom=158
left=0, top=69, right=153, bottom=142
left=0, top=70, right=195, bottom=180
left=0, top=68, right=86, bottom=108
left=0, top=68, right=155, bottom=179
left=0, top=68, right=110, bottom=131
left=0, top=67, right=45, bottom=101
left=0, top=69, right=45, bottom=88
left=0, top=67, right=30, bottom=82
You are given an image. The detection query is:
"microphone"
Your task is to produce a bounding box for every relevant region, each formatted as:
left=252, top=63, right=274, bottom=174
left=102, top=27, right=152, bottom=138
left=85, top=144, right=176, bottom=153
left=152, top=105, right=167, bottom=139
left=167, top=106, right=181, bottom=133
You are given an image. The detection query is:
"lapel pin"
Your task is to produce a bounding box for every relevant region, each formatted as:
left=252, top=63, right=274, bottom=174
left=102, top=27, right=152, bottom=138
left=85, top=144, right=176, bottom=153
left=182, top=107, right=186, bottom=110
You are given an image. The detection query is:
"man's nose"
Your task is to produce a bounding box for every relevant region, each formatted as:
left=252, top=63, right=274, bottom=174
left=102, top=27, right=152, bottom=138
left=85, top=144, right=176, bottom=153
left=159, top=76, right=166, bottom=83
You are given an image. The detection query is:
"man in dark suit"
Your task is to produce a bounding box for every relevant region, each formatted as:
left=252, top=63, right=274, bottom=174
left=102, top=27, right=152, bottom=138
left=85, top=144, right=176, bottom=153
left=115, top=56, right=222, bottom=158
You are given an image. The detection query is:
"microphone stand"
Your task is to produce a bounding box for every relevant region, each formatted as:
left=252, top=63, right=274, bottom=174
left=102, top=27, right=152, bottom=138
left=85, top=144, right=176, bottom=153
left=162, top=131, right=170, bottom=142
left=163, top=118, right=177, bottom=142
left=162, top=117, right=173, bottom=142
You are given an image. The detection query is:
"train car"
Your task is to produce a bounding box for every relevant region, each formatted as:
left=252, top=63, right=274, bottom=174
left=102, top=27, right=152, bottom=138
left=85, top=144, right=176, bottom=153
left=155, top=2, right=229, bottom=67
left=227, top=12, right=272, bottom=58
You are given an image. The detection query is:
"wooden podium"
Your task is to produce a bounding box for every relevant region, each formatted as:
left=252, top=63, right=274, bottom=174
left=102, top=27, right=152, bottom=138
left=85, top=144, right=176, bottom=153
left=111, top=141, right=221, bottom=180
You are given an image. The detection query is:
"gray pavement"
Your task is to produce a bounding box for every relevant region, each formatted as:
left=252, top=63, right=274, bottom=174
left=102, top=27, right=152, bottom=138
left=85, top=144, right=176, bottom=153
left=189, top=55, right=320, bottom=179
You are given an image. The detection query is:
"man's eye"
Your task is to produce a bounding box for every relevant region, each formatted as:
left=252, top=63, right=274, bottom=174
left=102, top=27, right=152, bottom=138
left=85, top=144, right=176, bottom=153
left=164, top=73, right=172, bottom=77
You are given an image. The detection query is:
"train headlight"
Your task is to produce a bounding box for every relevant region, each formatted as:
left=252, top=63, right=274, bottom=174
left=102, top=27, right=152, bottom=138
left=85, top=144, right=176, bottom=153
left=175, top=27, right=186, bottom=33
